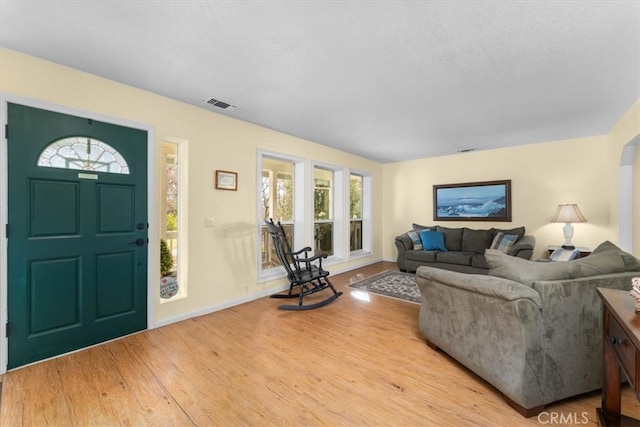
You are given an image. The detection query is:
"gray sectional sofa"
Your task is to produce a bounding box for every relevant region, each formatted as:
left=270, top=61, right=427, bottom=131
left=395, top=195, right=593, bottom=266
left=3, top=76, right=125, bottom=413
left=415, top=241, right=640, bottom=417
left=395, top=224, right=535, bottom=274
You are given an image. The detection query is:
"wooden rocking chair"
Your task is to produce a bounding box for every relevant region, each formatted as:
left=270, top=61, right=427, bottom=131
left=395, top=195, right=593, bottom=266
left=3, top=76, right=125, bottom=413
left=264, top=219, right=343, bottom=310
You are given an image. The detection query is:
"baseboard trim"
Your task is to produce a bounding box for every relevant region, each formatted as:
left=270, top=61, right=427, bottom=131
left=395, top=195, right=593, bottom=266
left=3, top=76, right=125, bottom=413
left=328, top=257, right=383, bottom=275
left=155, top=257, right=384, bottom=329
left=155, top=284, right=290, bottom=328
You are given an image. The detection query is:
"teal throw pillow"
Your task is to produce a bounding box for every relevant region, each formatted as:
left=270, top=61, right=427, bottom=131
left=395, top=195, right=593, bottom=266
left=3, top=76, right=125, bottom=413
left=407, top=230, right=423, bottom=250
left=419, top=230, right=447, bottom=252
left=490, top=232, right=518, bottom=253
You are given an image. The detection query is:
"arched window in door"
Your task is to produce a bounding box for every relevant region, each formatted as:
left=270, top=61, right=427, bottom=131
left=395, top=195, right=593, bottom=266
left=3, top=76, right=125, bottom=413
left=37, top=136, right=130, bottom=174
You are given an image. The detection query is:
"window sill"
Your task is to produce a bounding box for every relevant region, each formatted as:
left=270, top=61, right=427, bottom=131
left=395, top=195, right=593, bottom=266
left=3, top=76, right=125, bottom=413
left=258, top=267, right=287, bottom=284
left=321, top=256, right=344, bottom=268
left=349, top=250, right=372, bottom=261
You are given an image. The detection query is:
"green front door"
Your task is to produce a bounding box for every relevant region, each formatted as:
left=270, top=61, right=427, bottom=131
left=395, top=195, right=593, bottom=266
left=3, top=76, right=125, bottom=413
left=7, top=103, right=148, bottom=369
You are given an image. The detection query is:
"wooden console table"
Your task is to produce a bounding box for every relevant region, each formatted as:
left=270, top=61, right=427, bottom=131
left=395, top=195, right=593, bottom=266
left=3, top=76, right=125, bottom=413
left=597, top=288, right=640, bottom=426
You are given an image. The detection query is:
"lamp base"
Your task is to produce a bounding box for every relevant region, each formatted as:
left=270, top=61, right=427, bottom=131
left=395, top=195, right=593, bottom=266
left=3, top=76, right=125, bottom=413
left=562, top=223, right=576, bottom=251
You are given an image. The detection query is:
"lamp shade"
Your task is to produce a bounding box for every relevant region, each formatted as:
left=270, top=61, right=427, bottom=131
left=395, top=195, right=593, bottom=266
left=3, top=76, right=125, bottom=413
left=551, top=204, right=587, bottom=223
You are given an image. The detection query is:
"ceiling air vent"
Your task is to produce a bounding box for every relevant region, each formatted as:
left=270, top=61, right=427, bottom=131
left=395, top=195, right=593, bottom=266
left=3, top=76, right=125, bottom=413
left=204, top=98, right=237, bottom=111
left=455, top=147, right=477, bottom=153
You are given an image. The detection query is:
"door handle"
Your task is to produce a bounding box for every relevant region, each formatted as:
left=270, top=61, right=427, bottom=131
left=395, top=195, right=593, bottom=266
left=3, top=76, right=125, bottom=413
left=129, top=238, right=146, bottom=246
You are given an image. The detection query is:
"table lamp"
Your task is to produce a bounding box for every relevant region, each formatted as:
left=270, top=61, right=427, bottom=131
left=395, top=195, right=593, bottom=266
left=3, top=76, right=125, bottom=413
left=551, top=204, right=586, bottom=249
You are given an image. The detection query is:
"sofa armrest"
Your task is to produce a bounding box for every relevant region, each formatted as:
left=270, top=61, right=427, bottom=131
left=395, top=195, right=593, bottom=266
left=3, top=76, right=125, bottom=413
left=394, top=233, right=413, bottom=271
left=510, top=234, right=535, bottom=260
left=395, top=233, right=412, bottom=252
left=530, top=272, right=638, bottom=403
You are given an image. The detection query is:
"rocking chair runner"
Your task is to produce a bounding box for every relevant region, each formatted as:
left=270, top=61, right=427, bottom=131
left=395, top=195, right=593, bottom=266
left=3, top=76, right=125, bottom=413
left=264, top=219, right=343, bottom=310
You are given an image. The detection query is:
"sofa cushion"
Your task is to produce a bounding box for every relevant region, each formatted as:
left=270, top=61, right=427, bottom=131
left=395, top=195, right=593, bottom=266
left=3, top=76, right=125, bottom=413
left=471, top=254, right=488, bottom=269
left=591, top=240, right=620, bottom=255
left=406, top=230, right=423, bottom=250
left=572, top=252, right=626, bottom=277
left=621, top=253, right=640, bottom=272
left=436, top=251, right=474, bottom=266
left=412, top=223, right=433, bottom=232
left=420, top=230, right=447, bottom=251
left=486, top=249, right=580, bottom=285
left=406, top=250, right=437, bottom=263
left=591, top=240, right=640, bottom=271
left=461, top=228, right=494, bottom=253
left=493, top=226, right=525, bottom=240
left=436, top=226, right=463, bottom=251
left=490, top=232, right=519, bottom=253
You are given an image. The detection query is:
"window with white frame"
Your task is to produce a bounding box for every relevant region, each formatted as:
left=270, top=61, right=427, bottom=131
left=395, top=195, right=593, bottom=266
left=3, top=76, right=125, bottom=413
left=312, top=164, right=344, bottom=261
left=350, top=174, right=363, bottom=251
left=160, top=139, right=188, bottom=302
left=349, top=172, right=372, bottom=255
left=314, top=167, right=334, bottom=256
left=258, top=152, right=369, bottom=278
left=259, top=153, right=304, bottom=277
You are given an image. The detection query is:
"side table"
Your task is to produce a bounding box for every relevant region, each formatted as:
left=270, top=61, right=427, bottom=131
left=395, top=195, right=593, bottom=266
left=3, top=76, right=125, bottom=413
left=596, top=288, right=640, bottom=426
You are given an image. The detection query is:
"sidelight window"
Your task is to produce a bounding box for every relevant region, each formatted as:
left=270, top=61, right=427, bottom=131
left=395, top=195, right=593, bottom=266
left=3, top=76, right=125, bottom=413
left=160, top=139, right=188, bottom=302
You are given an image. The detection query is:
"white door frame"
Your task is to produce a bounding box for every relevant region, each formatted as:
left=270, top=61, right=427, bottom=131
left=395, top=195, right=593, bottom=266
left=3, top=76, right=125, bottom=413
left=619, top=134, right=640, bottom=252
left=0, top=92, right=158, bottom=374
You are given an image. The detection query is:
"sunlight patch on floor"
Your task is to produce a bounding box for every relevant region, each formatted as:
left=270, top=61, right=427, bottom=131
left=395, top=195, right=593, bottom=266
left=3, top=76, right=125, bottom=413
left=349, top=290, right=370, bottom=302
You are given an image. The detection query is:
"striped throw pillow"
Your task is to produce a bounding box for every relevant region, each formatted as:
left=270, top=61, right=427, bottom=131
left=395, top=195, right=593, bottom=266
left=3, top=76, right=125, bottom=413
left=490, top=232, right=518, bottom=253
left=407, top=230, right=423, bottom=250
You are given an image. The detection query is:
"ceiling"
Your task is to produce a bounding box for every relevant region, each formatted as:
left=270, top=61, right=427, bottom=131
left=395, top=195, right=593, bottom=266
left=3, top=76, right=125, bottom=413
left=1, top=1, right=639, bottom=163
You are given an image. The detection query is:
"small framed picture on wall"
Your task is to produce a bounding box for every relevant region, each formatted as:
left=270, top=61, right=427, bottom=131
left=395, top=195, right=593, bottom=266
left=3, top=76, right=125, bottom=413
left=215, top=170, right=237, bottom=191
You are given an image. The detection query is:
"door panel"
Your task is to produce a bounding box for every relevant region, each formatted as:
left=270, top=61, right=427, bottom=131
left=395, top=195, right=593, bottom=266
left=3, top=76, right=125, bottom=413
left=29, top=257, right=80, bottom=333
left=30, top=180, right=80, bottom=236
left=7, top=103, right=148, bottom=369
left=97, top=184, right=135, bottom=233
left=96, top=252, right=136, bottom=318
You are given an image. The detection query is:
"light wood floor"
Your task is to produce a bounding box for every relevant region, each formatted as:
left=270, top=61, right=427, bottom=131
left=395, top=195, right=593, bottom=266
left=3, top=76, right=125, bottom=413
left=1, top=262, right=638, bottom=426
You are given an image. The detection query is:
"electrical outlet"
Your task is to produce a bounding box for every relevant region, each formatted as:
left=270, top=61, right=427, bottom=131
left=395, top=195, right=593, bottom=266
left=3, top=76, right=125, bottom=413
left=204, top=217, right=215, bottom=228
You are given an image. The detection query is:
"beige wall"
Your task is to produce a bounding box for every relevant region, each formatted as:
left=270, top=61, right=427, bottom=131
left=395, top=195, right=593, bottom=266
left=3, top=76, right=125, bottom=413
left=2, top=47, right=638, bottom=325
left=382, top=127, right=640, bottom=260
left=383, top=97, right=640, bottom=260
left=0, top=48, right=384, bottom=323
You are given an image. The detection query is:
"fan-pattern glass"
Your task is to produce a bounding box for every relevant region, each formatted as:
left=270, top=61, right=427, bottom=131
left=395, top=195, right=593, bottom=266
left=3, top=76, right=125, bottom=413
left=37, top=136, right=130, bottom=174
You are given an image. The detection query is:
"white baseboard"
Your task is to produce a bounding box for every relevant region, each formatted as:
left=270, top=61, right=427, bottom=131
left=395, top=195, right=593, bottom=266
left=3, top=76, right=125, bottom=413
left=154, top=257, right=385, bottom=329
left=154, top=284, right=289, bottom=328
left=328, top=256, right=383, bottom=275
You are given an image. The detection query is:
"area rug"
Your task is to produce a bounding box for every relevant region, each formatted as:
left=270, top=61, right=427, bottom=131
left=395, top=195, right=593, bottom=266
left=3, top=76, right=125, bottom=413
left=347, top=270, right=420, bottom=304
